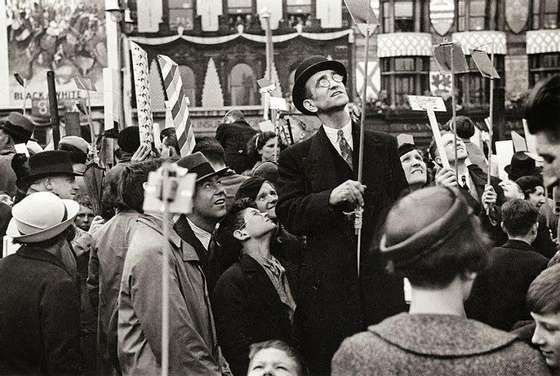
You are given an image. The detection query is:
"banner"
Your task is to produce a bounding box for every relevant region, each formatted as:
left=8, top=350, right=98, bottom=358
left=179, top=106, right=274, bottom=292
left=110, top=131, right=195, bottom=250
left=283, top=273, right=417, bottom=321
left=130, top=41, right=154, bottom=145
left=1, top=0, right=106, bottom=108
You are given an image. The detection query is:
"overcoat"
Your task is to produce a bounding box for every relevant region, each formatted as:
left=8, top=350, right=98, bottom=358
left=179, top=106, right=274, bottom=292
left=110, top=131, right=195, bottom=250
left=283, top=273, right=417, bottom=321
left=213, top=254, right=293, bottom=376
left=0, top=246, right=82, bottom=375
left=277, top=124, right=408, bottom=374
left=332, top=313, right=551, bottom=375
left=466, top=239, right=548, bottom=331
left=118, top=215, right=224, bottom=376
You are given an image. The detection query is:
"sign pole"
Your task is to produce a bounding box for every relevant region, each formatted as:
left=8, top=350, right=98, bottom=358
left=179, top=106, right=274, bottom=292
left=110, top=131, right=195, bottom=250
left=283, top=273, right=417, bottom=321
left=487, top=47, right=495, bottom=186
left=451, top=48, right=458, bottom=178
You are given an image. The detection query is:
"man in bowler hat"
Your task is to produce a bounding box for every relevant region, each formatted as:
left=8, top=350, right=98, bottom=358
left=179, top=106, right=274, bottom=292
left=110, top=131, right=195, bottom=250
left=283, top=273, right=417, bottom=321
left=276, top=56, right=408, bottom=374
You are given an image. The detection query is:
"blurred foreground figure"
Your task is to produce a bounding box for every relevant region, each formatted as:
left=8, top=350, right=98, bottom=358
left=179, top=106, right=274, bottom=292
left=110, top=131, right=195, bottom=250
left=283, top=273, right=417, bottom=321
left=332, top=187, right=550, bottom=376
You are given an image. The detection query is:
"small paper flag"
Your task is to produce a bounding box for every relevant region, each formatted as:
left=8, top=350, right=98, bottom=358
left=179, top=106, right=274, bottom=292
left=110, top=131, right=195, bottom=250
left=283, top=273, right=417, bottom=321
left=74, top=77, right=97, bottom=92
left=343, top=0, right=379, bottom=35
left=471, top=49, right=500, bottom=79
left=433, top=43, right=468, bottom=74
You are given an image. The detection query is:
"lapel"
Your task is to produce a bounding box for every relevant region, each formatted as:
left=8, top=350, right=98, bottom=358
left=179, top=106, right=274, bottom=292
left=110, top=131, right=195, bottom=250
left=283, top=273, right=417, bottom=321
left=174, top=215, right=209, bottom=267
left=308, top=126, right=354, bottom=188
left=239, top=254, right=286, bottom=309
left=17, top=246, right=70, bottom=275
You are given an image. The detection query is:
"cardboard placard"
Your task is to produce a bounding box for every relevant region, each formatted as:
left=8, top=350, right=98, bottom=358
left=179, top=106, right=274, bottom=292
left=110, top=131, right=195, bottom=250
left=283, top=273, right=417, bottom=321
left=511, top=130, right=527, bottom=152
left=495, top=140, right=514, bottom=181
left=407, top=95, right=447, bottom=112
left=259, top=120, right=275, bottom=132
left=269, top=97, right=289, bottom=111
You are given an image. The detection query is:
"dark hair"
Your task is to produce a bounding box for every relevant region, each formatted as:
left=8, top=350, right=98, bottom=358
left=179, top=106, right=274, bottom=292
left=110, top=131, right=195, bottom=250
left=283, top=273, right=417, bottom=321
left=193, top=137, right=226, bottom=166
left=501, top=199, right=539, bottom=237
left=248, top=340, right=308, bottom=376
left=120, top=159, right=165, bottom=213
left=215, top=198, right=256, bottom=254
left=235, top=177, right=267, bottom=201
left=515, top=175, right=544, bottom=199
left=524, top=74, right=560, bottom=140
left=453, top=116, right=476, bottom=139
left=246, top=131, right=277, bottom=164
left=527, top=264, right=560, bottom=314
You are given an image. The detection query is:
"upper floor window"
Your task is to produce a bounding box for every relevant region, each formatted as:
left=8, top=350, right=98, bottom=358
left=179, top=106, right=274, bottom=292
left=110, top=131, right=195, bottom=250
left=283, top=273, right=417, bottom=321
left=529, top=53, right=560, bottom=86
left=380, top=56, right=429, bottom=107
left=229, top=63, right=259, bottom=106
left=382, top=0, right=416, bottom=32
left=226, top=0, right=256, bottom=31
left=457, top=0, right=486, bottom=31
left=168, top=0, right=194, bottom=30
left=286, top=0, right=313, bottom=28
left=456, top=55, right=504, bottom=107
left=179, top=65, right=197, bottom=107
left=532, top=0, right=559, bottom=29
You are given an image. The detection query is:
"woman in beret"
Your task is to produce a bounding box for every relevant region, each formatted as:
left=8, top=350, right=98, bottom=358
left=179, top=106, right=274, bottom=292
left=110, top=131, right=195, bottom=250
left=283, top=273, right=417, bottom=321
left=332, top=186, right=551, bottom=376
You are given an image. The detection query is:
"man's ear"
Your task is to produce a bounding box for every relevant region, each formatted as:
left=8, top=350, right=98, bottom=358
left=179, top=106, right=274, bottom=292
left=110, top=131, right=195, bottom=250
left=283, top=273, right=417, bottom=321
left=302, top=98, right=318, bottom=114
left=435, top=156, right=442, bottom=166
left=500, top=221, right=506, bottom=233
left=461, top=270, right=477, bottom=282
left=233, top=229, right=249, bottom=241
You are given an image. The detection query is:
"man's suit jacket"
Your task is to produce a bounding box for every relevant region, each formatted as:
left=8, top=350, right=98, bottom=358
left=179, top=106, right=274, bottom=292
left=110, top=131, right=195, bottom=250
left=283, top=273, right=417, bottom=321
left=277, top=124, right=408, bottom=374
left=465, top=239, right=548, bottom=331
left=212, top=254, right=293, bottom=376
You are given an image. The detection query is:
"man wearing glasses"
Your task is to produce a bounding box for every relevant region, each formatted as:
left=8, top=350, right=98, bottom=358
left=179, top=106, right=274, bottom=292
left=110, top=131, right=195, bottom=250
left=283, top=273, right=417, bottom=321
left=277, top=56, right=408, bottom=374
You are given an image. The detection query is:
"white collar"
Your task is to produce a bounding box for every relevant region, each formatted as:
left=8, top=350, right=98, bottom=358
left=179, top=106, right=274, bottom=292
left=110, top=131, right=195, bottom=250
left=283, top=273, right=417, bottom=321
left=323, top=121, right=353, bottom=153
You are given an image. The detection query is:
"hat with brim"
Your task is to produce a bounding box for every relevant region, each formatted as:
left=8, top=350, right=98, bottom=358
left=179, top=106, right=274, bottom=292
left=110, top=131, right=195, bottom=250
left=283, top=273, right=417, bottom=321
left=504, top=151, right=539, bottom=181
left=292, top=56, right=347, bottom=115
left=0, top=112, right=36, bottom=143
left=22, top=150, right=83, bottom=185
left=177, top=151, right=228, bottom=183
left=7, top=191, right=79, bottom=243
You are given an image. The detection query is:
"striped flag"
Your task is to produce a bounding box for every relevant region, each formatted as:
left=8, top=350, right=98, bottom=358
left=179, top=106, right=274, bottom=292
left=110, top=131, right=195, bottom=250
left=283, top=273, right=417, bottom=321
left=156, top=55, right=195, bottom=157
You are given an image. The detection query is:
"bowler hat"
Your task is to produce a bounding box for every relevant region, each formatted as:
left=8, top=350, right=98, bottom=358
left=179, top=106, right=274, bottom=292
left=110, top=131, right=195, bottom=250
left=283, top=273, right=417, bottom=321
left=7, top=191, right=79, bottom=243
left=0, top=112, right=36, bottom=143
left=23, top=150, right=82, bottom=184
left=177, top=152, right=228, bottom=183
left=118, top=126, right=140, bottom=153
left=380, top=187, right=474, bottom=268
left=292, top=56, right=347, bottom=115
left=504, top=152, right=539, bottom=181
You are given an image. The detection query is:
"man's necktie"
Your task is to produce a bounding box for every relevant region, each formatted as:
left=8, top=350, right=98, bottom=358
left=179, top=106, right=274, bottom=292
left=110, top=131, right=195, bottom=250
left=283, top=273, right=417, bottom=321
left=337, top=130, right=353, bottom=168
left=460, top=175, right=469, bottom=192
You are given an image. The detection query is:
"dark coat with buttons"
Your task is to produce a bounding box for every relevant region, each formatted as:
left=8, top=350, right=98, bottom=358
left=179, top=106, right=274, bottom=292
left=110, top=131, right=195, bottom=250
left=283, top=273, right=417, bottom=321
left=277, top=124, right=409, bottom=375
left=0, top=246, right=82, bottom=375
left=212, top=254, right=293, bottom=376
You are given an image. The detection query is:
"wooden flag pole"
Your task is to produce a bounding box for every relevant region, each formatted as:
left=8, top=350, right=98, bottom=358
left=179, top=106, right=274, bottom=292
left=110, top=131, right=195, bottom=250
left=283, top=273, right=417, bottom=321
left=487, top=47, right=495, bottom=186
left=160, top=164, right=171, bottom=376
left=47, top=71, right=61, bottom=148
left=354, top=13, right=373, bottom=277
left=451, top=46, right=458, bottom=179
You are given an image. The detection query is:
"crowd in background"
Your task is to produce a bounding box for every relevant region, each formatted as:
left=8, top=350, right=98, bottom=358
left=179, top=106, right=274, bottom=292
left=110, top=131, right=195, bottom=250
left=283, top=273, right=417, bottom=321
left=0, top=60, right=559, bottom=376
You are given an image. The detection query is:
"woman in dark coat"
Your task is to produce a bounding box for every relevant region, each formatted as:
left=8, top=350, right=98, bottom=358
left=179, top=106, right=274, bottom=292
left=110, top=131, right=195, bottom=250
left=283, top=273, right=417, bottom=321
left=332, top=186, right=550, bottom=376
left=213, top=199, right=296, bottom=376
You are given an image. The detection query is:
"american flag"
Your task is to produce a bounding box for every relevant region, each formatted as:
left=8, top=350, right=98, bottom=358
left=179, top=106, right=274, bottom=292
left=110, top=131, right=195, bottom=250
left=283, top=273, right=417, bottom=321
left=156, top=54, right=196, bottom=156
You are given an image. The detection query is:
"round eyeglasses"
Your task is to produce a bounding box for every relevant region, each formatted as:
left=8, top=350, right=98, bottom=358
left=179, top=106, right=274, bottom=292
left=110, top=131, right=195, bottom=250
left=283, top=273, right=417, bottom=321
left=317, top=73, right=344, bottom=88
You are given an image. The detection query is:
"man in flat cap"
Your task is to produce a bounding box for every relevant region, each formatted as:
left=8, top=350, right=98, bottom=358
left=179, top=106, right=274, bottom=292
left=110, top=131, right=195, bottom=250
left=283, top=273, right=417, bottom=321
left=0, top=112, right=36, bottom=197
left=276, top=56, right=408, bottom=374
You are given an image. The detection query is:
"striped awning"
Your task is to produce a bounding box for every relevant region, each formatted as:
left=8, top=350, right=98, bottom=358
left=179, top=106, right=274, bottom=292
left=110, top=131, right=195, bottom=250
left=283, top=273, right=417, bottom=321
left=526, top=29, right=560, bottom=54
left=452, top=31, right=507, bottom=55
left=377, top=33, right=432, bottom=58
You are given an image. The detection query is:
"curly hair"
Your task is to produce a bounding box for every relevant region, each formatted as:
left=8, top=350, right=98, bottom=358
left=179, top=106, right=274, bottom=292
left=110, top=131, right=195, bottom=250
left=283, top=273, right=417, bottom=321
left=246, top=131, right=277, bottom=165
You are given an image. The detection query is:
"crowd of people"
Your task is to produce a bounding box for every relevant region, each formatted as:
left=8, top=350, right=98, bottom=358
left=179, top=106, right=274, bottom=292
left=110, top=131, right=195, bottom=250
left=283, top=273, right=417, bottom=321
left=0, top=56, right=559, bottom=376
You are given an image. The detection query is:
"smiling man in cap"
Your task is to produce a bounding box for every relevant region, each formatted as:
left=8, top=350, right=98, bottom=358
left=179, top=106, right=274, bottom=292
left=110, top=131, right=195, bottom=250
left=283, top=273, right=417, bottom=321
left=0, top=112, right=36, bottom=197
left=276, top=56, right=408, bottom=374
left=0, top=192, right=82, bottom=375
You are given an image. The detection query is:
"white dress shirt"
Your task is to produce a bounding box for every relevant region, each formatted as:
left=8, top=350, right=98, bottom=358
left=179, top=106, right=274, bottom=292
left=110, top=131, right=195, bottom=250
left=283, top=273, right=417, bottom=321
left=186, top=217, right=212, bottom=251
left=323, top=121, right=353, bottom=158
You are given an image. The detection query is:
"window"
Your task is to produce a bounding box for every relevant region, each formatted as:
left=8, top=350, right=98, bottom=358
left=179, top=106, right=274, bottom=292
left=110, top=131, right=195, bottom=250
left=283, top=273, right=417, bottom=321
left=229, top=63, right=258, bottom=106
left=168, top=0, right=194, bottom=30
left=456, top=55, right=504, bottom=107
left=380, top=57, right=429, bottom=107
left=178, top=66, right=197, bottom=106
left=457, top=0, right=487, bottom=31
left=529, top=53, right=560, bottom=86
left=227, top=0, right=256, bottom=31
left=286, top=0, right=313, bottom=28
left=382, top=0, right=415, bottom=32
left=533, top=0, right=559, bottom=29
